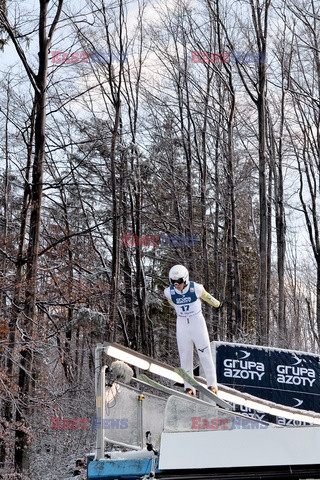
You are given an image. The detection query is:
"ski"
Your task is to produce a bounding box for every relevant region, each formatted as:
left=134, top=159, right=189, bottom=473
left=136, top=373, right=215, bottom=406
left=174, top=367, right=231, bottom=410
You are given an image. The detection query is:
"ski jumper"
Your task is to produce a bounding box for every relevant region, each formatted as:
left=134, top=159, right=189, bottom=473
left=164, top=281, right=220, bottom=391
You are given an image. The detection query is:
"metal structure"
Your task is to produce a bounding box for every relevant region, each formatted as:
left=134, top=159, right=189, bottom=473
left=88, top=342, right=320, bottom=479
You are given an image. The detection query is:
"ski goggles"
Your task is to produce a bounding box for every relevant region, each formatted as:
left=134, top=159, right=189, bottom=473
left=170, top=278, right=184, bottom=285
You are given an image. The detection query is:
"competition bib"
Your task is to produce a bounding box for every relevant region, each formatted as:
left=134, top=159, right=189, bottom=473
left=169, top=281, right=202, bottom=317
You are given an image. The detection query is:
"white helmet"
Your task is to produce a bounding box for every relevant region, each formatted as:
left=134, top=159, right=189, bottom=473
left=169, top=265, right=189, bottom=285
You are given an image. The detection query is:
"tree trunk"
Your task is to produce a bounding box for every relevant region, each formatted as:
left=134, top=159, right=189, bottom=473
left=0, top=0, right=64, bottom=471
left=249, top=0, right=271, bottom=345
left=15, top=8, right=49, bottom=470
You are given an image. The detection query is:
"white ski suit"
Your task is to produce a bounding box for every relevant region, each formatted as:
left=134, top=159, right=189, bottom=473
left=164, top=281, right=220, bottom=391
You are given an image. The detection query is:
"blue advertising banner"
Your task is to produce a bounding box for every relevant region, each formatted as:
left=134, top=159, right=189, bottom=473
left=269, top=349, right=320, bottom=412
left=215, top=343, right=270, bottom=394
left=214, top=342, right=320, bottom=419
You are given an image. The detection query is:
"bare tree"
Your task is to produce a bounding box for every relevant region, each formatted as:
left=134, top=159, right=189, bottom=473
left=284, top=0, right=320, bottom=347
left=0, top=0, right=63, bottom=471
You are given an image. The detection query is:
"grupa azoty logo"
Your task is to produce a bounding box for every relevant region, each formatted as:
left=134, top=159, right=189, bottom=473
left=292, top=398, right=303, bottom=408
left=223, top=350, right=265, bottom=381
left=276, top=353, right=316, bottom=387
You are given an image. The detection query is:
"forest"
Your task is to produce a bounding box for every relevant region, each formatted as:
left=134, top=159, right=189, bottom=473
left=0, top=0, right=319, bottom=477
